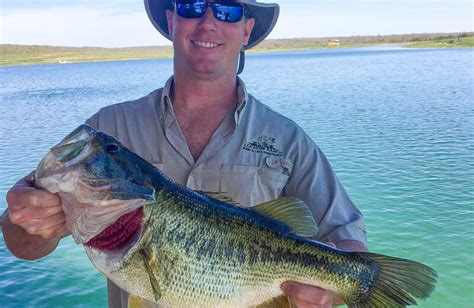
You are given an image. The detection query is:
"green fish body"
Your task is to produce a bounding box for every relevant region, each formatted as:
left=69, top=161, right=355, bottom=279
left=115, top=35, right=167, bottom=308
left=35, top=125, right=437, bottom=307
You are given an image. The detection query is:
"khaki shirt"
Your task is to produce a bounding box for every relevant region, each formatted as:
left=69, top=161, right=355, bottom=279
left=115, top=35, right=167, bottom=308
left=86, top=76, right=367, bottom=307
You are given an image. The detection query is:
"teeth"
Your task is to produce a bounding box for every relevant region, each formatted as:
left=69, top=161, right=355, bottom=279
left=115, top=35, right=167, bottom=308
left=194, top=41, right=219, bottom=48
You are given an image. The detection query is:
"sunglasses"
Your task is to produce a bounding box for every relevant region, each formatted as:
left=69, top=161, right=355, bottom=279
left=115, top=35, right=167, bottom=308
left=174, top=0, right=245, bottom=23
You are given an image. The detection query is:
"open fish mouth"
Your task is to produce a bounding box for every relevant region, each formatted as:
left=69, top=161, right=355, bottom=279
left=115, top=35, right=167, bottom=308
left=85, top=207, right=144, bottom=253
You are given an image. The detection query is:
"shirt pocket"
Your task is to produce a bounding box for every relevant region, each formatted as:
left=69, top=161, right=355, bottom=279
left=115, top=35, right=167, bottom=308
left=220, top=164, right=289, bottom=207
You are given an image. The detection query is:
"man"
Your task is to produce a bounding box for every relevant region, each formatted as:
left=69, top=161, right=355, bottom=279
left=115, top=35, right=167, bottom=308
left=3, top=0, right=368, bottom=307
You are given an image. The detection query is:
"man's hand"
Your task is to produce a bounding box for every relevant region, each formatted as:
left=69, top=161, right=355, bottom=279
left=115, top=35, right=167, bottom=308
left=2, top=171, right=68, bottom=260
left=281, top=281, right=340, bottom=308
left=6, top=172, right=67, bottom=240
left=2, top=173, right=68, bottom=260
left=7, top=173, right=67, bottom=240
left=281, top=242, right=343, bottom=308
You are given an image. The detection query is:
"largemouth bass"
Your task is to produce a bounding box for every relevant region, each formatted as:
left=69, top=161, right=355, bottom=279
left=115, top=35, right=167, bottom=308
left=35, top=125, right=437, bottom=307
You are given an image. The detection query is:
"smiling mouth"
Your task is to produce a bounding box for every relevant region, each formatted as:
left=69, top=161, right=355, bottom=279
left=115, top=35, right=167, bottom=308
left=192, top=40, right=221, bottom=49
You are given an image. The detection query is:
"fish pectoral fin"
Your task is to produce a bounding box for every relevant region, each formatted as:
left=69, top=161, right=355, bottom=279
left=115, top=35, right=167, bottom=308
left=253, top=197, right=319, bottom=238
left=140, top=249, right=162, bottom=302
left=256, top=295, right=296, bottom=308
left=128, top=294, right=156, bottom=308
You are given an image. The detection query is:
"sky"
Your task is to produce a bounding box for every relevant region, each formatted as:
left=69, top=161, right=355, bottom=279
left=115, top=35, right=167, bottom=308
left=1, top=0, right=473, bottom=47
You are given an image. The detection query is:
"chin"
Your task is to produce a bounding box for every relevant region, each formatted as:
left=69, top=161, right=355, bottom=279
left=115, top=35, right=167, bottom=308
left=192, top=62, right=237, bottom=77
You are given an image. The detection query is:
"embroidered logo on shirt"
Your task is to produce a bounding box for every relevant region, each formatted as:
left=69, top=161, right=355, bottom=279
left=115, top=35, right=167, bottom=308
left=243, top=135, right=283, bottom=156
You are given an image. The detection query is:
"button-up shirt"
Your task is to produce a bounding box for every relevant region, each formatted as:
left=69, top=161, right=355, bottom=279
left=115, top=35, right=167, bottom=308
left=86, top=76, right=367, bottom=307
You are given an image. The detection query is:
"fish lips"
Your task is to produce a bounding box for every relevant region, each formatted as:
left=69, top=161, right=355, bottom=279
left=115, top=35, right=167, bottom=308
left=68, top=178, right=156, bottom=245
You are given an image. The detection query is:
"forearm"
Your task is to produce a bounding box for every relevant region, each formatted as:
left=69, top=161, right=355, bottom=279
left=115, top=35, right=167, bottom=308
left=1, top=210, right=59, bottom=260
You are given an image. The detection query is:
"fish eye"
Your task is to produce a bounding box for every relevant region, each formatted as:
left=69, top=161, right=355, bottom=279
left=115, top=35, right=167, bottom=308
left=105, top=143, right=119, bottom=154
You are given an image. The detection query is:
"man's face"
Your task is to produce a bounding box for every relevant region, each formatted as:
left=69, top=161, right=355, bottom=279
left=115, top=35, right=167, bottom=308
left=166, top=0, right=255, bottom=78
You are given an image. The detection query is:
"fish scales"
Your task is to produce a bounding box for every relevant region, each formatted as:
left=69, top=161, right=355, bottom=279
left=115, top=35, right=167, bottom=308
left=121, top=186, right=375, bottom=306
left=34, top=125, right=437, bottom=307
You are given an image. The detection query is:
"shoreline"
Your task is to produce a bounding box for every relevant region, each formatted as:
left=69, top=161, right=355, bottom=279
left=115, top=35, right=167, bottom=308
left=1, top=33, right=472, bottom=67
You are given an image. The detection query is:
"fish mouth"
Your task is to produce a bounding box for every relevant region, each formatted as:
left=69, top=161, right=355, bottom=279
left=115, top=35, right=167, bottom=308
left=52, top=124, right=95, bottom=163
left=85, top=207, right=144, bottom=252
left=36, top=124, right=95, bottom=182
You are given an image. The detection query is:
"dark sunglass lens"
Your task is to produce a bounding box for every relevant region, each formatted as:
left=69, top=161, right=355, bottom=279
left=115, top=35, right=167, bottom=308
left=213, top=3, right=243, bottom=22
left=176, top=0, right=207, bottom=18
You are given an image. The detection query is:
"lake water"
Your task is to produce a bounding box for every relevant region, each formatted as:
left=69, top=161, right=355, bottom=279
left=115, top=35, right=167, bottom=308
left=0, top=46, right=473, bottom=307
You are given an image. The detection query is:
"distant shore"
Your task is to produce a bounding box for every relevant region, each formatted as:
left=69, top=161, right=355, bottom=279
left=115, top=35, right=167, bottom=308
left=1, top=32, right=472, bottom=67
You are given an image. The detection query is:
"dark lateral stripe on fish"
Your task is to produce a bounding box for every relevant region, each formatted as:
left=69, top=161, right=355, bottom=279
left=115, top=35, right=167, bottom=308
left=156, top=188, right=378, bottom=287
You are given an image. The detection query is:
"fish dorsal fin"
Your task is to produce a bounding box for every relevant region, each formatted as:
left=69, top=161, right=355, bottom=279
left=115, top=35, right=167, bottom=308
left=256, top=295, right=296, bottom=308
left=253, top=197, right=318, bottom=238
left=197, top=191, right=241, bottom=206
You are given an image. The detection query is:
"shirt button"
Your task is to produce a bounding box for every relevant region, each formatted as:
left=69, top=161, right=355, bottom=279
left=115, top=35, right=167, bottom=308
left=280, top=159, right=292, bottom=170
left=265, top=156, right=280, bottom=168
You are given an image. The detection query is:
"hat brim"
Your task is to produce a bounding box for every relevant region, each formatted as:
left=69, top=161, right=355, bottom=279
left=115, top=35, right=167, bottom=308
left=144, top=0, right=279, bottom=50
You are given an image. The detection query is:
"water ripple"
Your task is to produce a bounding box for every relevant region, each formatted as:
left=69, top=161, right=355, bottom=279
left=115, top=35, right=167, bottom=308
left=1, top=47, right=472, bottom=307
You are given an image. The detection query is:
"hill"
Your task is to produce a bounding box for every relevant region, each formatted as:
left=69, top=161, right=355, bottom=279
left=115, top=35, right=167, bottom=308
left=1, top=32, right=472, bottom=67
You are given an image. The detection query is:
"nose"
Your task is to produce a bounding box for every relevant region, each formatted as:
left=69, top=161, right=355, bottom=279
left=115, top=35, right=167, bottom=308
left=197, top=5, right=218, bottom=31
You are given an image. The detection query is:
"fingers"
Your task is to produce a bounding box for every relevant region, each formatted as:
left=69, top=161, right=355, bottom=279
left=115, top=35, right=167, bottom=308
left=33, top=220, right=69, bottom=240
left=7, top=183, right=60, bottom=211
left=10, top=209, right=67, bottom=239
left=282, top=243, right=339, bottom=307
left=11, top=210, right=65, bottom=232
left=24, top=170, right=36, bottom=184
left=282, top=281, right=336, bottom=308
left=288, top=298, right=331, bottom=308
left=9, top=202, right=64, bottom=223
left=6, top=172, right=64, bottom=239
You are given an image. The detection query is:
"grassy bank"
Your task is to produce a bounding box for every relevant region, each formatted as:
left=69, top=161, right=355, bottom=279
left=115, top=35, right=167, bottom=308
left=0, top=45, right=173, bottom=66
left=1, top=32, right=472, bottom=67
left=406, top=35, right=474, bottom=48
left=252, top=33, right=474, bottom=52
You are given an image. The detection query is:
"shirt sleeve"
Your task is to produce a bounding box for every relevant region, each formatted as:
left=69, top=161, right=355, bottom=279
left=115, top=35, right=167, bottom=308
left=84, top=107, right=121, bottom=138
left=284, top=135, right=367, bottom=247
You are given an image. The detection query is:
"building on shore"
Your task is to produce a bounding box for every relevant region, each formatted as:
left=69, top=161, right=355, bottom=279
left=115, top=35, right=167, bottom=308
left=327, top=39, right=341, bottom=47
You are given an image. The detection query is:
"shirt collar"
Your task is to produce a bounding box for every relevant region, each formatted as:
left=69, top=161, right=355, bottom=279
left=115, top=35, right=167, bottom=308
left=235, top=76, right=249, bottom=126
left=158, top=75, right=249, bottom=126
left=159, top=76, right=174, bottom=120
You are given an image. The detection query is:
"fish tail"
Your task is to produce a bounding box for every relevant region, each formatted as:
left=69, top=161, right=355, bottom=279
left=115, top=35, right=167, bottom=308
left=350, top=252, right=437, bottom=308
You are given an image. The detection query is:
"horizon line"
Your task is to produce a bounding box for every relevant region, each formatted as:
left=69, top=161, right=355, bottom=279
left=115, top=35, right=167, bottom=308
left=2, top=31, right=472, bottom=49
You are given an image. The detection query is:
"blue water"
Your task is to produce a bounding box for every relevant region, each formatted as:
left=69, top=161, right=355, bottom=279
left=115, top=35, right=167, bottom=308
left=1, top=46, right=473, bottom=307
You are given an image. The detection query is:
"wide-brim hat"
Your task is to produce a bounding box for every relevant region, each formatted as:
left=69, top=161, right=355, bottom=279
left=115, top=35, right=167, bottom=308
left=144, top=0, right=280, bottom=50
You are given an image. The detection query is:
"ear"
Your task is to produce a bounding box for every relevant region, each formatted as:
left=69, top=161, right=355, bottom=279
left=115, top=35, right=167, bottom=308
left=243, top=18, right=255, bottom=46
left=166, top=10, right=174, bottom=39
